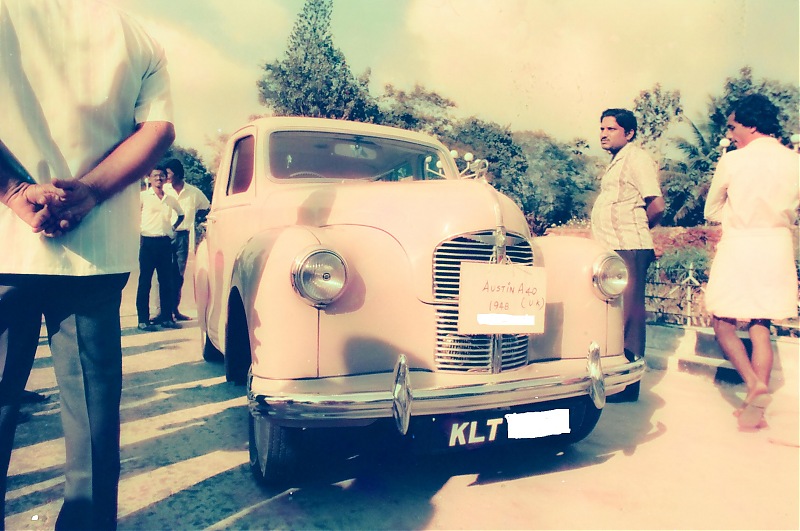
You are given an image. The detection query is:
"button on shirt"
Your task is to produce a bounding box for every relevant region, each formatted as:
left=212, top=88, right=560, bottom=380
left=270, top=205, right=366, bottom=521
left=591, top=143, right=662, bottom=250
left=0, top=0, right=173, bottom=275
left=164, top=183, right=210, bottom=231
left=141, top=188, right=183, bottom=238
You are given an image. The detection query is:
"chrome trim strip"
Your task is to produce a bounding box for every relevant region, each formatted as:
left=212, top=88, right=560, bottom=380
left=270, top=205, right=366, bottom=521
left=248, top=356, right=645, bottom=422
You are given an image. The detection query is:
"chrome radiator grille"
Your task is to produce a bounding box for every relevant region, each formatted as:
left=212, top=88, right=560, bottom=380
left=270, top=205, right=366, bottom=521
left=433, top=230, right=534, bottom=373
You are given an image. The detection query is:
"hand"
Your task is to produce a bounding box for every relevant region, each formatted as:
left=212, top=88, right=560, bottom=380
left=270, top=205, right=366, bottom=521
left=1, top=182, right=66, bottom=234
left=44, top=179, right=100, bottom=235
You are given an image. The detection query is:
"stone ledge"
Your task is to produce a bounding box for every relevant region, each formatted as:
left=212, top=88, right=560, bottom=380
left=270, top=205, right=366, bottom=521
left=645, top=323, right=798, bottom=386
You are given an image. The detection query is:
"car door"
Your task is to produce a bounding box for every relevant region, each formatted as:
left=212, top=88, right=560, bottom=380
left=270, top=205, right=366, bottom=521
left=204, top=128, right=260, bottom=350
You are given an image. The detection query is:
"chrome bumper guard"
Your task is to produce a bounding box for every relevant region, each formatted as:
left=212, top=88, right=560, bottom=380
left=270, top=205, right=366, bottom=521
left=248, top=342, right=644, bottom=434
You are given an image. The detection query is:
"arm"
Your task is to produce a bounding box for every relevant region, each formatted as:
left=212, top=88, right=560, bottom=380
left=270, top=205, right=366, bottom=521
left=172, top=201, right=186, bottom=231
left=629, top=148, right=664, bottom=229
left=704, top=158, right=728, bottom=224
left=48, top=121, right=175, bottom=234
left=169, top=197, right=185, bottom=231
left=172, top=213, right=185, bottom=231
left=645, top=195, right=665, bottom=228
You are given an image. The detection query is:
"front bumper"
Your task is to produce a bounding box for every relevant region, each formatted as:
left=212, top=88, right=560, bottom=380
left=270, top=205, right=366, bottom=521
left=248, top=342, right=644, bottom=431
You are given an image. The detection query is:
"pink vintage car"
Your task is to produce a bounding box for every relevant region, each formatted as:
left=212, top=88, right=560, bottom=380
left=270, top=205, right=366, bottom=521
left=194, top=117, right=643, bottom=484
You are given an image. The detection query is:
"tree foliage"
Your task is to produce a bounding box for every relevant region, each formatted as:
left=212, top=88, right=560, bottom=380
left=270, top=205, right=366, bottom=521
left=633, top=83, right=683, bottom=152
left=378, top=83, right=456, bottom=137
left=443, top=118, right=528, bottom=205
left=257, top=0, right=377, bottom=121
left=515, top=131, right=599, bottom=234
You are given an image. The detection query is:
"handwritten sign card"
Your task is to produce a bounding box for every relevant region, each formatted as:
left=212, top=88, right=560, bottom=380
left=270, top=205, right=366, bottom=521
left=457, top=262, right=546, bottom=334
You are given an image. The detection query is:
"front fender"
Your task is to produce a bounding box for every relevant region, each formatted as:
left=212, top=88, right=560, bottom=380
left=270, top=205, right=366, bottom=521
left=530, top=236, right=624, bottom=359
left=232, top=226, right=323, bottom=380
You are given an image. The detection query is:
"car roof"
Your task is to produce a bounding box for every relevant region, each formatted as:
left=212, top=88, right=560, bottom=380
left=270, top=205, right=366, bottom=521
left=243, top=116, right=447, bottom=148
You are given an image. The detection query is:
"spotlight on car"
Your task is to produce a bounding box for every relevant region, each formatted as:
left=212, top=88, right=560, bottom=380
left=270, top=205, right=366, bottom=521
left=592, top=253, right=628, bottom=301
left=292, top=249, right=348, bottom=307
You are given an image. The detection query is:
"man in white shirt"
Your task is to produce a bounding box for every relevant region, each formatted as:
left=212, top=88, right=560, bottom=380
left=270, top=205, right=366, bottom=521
left=703, top=94, right=799, bottom=429
left=164, top=159, right=210, bottom=321
left=137, top=167, right=184, bottom=331
left=591, top=108, right=665, bottom=402
left=0, top=1, right=174, bottom=528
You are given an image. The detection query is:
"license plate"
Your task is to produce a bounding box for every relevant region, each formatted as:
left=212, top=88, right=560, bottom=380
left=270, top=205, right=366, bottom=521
left=419, top=409, right=571, bottom=448
left=505, top=409, right=570, bottom=439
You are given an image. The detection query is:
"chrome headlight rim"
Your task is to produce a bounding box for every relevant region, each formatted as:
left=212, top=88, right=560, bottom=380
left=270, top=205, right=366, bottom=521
left=592, top=252, right=628, bottom=301
left=291, top=248, right=348, bottom=307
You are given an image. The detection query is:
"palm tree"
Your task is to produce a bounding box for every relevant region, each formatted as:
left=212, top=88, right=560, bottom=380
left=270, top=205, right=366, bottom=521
left=662, top=116, right=723, bottom=226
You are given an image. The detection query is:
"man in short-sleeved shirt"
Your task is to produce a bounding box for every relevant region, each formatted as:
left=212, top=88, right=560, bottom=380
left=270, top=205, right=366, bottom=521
left=591, top=108, right=664, bottom=401
left=137, top=167, right=184, bottom=330
left=164, top=158, right=210, bottom=320
left=0, top=1, right=175, bottom=528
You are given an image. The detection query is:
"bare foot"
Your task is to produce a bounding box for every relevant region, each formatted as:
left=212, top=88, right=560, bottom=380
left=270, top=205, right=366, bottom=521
left=738, top=393, right=772, bottom=430
left=739, top=418, right=769, bottom=432
left=743, top=382, right=769, bottom=405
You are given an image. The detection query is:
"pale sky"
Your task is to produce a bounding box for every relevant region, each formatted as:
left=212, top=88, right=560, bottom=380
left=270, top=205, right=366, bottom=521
left=106, top=0, right=800, bottom=163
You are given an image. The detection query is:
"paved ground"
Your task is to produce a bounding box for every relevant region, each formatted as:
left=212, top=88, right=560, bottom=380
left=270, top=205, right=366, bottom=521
left=5, top=265, right=799, bottom=530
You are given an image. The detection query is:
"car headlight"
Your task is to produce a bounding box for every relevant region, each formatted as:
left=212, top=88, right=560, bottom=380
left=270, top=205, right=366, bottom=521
left=292, top=249, right=347, bottom=306
left=592, top=253, right=628, bottom=300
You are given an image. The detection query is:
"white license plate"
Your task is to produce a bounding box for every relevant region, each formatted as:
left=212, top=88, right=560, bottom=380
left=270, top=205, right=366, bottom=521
left=505, top=409, right=570, bottom=439
left=445, top=409, right=570, bottom=447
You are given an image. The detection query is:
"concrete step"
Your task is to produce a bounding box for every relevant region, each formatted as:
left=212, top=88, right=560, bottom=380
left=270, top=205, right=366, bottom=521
left=645, top=323, right=798, bottom=387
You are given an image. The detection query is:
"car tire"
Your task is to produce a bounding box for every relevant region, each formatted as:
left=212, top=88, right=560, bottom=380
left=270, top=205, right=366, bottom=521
left=608, top=380, right=640, bottom=403
left=539, top=399, right=602, bottom=448
left=201, top=331, right=223, bottom=363
left=248, top=412, right=298, bottom=486
left=564, top=400, right=603, bottom=444
left=225, top=297, right=251, bottom=386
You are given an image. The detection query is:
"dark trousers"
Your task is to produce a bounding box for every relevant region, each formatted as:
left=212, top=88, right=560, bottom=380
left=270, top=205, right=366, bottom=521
left=0, top=273, right=128, bottom=531
left=136, top=235, right=173, bottom=323
left=171, top=230, right=190, bottom=314
left=616, top=249, right=655, bottom=361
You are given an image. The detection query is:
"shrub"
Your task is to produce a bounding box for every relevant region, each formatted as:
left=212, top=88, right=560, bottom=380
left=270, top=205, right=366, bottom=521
left=650, top=246, right=711, bottom=283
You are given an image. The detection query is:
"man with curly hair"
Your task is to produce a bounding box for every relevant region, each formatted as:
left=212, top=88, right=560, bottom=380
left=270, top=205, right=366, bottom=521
left=704, top=93, right=799, bottom=430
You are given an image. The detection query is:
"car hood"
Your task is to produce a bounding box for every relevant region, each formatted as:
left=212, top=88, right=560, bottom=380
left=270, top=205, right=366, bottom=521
left=262, top=178, right=530, bottom=249
left=260, top=178, right=531, bottom=301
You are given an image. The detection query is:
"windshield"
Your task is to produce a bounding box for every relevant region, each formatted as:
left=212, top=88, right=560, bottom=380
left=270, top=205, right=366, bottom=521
left=269, top=131, right=450, bottom=181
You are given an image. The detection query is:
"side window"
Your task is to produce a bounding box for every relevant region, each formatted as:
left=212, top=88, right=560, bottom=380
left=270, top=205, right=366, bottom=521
left=227, top=135, right=255, bottom=195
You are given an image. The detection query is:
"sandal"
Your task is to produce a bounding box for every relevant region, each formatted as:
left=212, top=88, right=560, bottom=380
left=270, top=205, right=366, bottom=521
left=737, top=393, right=772, bottom=430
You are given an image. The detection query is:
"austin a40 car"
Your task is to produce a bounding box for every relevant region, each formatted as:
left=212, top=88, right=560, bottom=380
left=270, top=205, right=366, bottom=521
left=194, top=117, right=644, bottom=484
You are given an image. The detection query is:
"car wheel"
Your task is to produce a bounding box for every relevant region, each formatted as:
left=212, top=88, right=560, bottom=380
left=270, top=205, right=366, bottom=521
left=225, top=297, right=251, bottom=386
left=539, top=399, right=603, bottom=448
left=608, top=380, right=640, bottom=403
left=201, top=331, right=223, bottom=363
left=563, top=400, right=603, bottom=444
left=248, top=412, right=299, bottom=486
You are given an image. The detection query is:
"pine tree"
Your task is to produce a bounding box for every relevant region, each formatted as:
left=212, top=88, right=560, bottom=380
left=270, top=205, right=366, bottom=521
left=257, top=0, right=377, bottom=121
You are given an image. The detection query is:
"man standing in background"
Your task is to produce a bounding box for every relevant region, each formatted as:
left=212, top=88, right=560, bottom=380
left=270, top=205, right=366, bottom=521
left=137, top=166, right=184, bottom=332
left=0, top=1, right=174, bottom=528
left=164, top=158, right=210, bottom=321
left=591, top=108, right=665, bottom=402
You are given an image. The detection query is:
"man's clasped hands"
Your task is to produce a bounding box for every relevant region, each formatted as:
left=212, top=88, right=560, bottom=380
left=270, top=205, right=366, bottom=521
left=2, top=178, right=100, bottom=237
